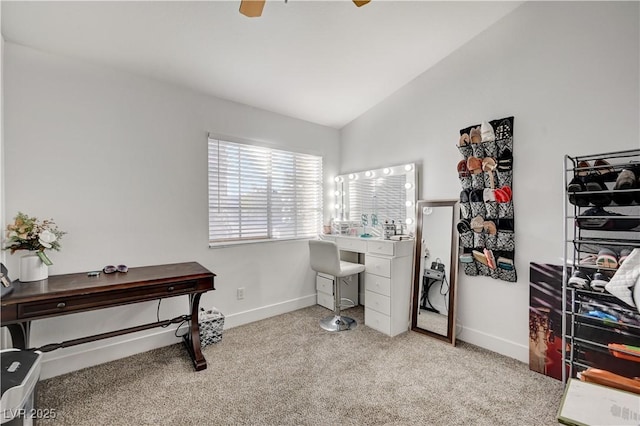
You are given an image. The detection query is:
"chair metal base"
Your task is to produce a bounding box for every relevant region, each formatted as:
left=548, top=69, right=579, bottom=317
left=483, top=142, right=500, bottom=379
left=320, top=315, right=357, bottom=332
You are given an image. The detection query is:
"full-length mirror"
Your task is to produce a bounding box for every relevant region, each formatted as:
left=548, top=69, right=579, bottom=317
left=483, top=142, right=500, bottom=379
left=333, top=163, right=418, bottom=237
left=411, top=200, right=459, bottom=344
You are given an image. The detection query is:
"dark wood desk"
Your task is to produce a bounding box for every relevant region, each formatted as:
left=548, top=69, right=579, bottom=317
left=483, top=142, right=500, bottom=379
left=0, top=262, right=216, bottom=371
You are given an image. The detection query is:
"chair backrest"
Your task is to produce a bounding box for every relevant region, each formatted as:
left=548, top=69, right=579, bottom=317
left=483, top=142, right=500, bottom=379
left=308, top=240, right=342, bottom=276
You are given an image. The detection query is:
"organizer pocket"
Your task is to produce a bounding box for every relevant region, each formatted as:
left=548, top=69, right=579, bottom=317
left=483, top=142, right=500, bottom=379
left=497, top=230, right=515, bottom=251
left=459, top=231, right=474, bottom=249
left=483, top=140, right=498, bottom=158
left=489, top=266, right=500, bottom=280
left=483, top=170, right=498, bottom=189
left=485, top=233, right=498, bottom=250
left=459, top=175, right=472, bottom=190
left=463, top=261, right=479, bottom=276
left=471, top=143, right=485, bottom=158
left=497, top=137, right=513, bottom=156
left=475, top=260, right=491, bottom=277
left=498, top=266, right=517, bottom=282
left=458, top=144, right=473, bottom=159
left=473, top=231, right=485, bottom=249
left=484, top=200, right=498, bottom=220
left=460, top=201, right=472, bottom=220
left=497, top=171, right=513, bottom=188
left=498, top=200, right=514, bottom=219
left=470, top=201, right=486, bottom=218
left=471, top=173, right=484, bottom=190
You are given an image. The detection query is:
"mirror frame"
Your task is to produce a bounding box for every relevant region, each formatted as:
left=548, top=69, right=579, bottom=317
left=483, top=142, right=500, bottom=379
left=333, top=163, right=418, bottom=236
left=411, top=199, right=459, bottom=344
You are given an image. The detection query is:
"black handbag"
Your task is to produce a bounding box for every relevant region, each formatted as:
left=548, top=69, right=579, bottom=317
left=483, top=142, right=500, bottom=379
left=424, top=258, right=445, bottom=280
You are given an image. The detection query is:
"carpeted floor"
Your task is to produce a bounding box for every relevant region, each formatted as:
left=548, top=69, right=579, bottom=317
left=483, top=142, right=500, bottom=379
left=36, top=305, right=564, bottom=425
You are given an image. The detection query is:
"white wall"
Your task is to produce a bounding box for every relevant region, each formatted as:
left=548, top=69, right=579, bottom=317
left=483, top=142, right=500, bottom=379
left=3, top=43, right=340, bottom=378
left=340, top=1, right=639, bottom=361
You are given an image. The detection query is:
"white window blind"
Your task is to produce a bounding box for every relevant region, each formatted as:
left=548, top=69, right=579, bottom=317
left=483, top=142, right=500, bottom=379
left=347, top=175, right=406, bottom=224
left=208, top=138, right=323, bottom=244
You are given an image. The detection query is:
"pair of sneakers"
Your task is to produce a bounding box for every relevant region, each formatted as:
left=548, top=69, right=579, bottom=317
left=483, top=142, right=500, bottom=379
left=568, top=269, right=610, bottom=292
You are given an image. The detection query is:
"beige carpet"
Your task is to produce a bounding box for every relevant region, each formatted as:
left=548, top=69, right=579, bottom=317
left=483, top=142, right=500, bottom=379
left=36, top=305, right=564, bottom=425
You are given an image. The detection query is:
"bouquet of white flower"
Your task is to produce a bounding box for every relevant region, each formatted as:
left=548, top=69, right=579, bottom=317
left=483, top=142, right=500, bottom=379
left=4, top=212, right=65, bottom=265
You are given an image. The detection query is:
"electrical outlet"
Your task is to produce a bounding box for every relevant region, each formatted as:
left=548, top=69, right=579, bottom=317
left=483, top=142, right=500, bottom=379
left=237, top=287, right=245, bottom=300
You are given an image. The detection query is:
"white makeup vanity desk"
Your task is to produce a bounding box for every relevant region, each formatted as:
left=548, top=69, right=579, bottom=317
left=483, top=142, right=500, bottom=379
left=318, top=234, right=414, bottom=337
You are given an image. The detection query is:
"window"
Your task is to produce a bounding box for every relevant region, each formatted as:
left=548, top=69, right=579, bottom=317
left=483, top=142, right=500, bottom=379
left=208, top=137, right=323, bottom=245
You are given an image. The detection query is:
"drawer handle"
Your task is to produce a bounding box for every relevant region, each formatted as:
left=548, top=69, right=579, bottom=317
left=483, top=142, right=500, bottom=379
left=167, top=286, right=175, bottom=292
left=57, top=302, right=66, bottom=309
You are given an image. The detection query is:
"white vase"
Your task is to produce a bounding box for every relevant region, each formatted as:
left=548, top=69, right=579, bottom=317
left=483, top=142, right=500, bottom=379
left=19, top=252, right=48, bottom=282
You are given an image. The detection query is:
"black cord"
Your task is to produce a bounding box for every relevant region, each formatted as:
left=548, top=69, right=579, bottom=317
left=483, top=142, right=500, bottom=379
left=157, top=298, right=190, bottom=337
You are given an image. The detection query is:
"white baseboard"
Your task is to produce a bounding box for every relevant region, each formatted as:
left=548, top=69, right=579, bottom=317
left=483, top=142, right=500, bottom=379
left=457, top=325, right=528, bottom=363
left=40, top=294, right=317, bottom=379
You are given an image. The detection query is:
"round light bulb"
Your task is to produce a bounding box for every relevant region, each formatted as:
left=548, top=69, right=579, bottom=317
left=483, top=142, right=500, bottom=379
left=334, top=203, right=340, bottom=209
left=334, top=190, right=341, bottom=196
left=365, top=171, right=373, bottom=178
left=405, top=201, right=412, bottom=207
left=405, top=218, right=414, bottom=225
left=404, top=164, right=413, bottom=171
left=349, top=173, right=355, bottom=180
left=404, top=182, right=413, bottom=189
left=383, top=168, right=390, bottom=175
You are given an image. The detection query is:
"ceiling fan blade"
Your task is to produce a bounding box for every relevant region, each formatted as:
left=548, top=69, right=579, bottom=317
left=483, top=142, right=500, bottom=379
left=353, top=0, right=371, bottom=7
left=240, top=0, right=266, bottom=18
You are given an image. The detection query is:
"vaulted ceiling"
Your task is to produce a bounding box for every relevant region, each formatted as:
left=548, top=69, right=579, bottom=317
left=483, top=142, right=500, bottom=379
left=2, top=1, right=523, bottom=128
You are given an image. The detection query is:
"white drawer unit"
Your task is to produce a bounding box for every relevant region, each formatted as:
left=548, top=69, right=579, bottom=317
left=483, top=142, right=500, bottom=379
left=316, top=272, right=358, bottom=312
left=364, top=273, right=391, bottom=297
left=365, top=255, right=391, bottom=278
left=318, top=235, right=414, bottom=337
left=365, top=290, right=391, bottom=316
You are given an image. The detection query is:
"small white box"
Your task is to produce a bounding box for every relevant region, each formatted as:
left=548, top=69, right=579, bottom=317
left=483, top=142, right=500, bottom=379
left=316, top=273, right=359, bottom=311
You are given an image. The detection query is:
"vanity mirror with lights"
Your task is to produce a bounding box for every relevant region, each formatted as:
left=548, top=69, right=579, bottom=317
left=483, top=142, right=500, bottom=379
left=411, top=199, right=459, bottom=344
left=332, top=163, right=418, bottom=238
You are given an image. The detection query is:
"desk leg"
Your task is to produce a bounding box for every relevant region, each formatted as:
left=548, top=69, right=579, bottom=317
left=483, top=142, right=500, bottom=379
left=182, top=293, right=207, bottom=371
left=6, top=322, right=30, bottom=349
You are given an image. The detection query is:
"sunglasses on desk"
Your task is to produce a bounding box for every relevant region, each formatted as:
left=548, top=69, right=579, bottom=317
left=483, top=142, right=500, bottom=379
left=103, top=264, right=128, bottom=274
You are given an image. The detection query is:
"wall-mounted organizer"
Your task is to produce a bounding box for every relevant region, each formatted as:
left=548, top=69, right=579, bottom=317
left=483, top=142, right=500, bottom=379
left=562, top=149, right=640, bottom=384
left=456, top=116, right=516, bottom=283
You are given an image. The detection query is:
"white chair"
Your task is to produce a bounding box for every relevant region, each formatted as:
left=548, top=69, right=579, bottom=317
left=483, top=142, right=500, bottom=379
left=309, top=239, right=365, bottom=331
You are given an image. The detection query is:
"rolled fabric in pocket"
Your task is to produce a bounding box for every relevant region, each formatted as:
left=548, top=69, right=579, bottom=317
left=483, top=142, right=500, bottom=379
left=459, top=230, right=474, bottom=248
left=458, top=144, right=473, bottom=159
left=498, top=200, right=514, bottom=219
left=484, top=200, right=498, bottom=220
left=497, top=230, right=515, bottom=251
left=459, top=253, right=478, bottom=276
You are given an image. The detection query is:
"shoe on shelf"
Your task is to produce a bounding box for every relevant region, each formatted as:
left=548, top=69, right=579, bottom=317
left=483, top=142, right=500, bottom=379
left=618, top=248, right=632, bottom=265
left=583, top=173, right=611, bottom=207
left=470, top=126, right=482, bottom=144
left=568, top=176, right=589, bottom=207
left=568, top=270, right=591, bottom=290
left=596, top=248, right=618, bottom=269
left=612, top=168, right=638, bottom=206
left=590, top=272, right=611, bottom=292
left=576, top=207, right=640, bottom=231
left=593, top=159, right=617, bottom=182
left=579, top=254, right=598, bottom=266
